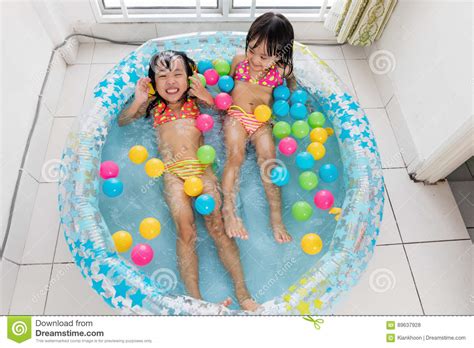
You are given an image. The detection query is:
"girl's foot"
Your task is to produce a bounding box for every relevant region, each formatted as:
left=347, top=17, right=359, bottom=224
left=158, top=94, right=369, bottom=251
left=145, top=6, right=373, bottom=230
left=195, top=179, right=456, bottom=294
left=239, top=298, right=260, bottom=311
left=220, top=297, right=233, bottom=307
left=272, top=220, right=292, bottom=243
left=223, top=203, right=249, bottom=240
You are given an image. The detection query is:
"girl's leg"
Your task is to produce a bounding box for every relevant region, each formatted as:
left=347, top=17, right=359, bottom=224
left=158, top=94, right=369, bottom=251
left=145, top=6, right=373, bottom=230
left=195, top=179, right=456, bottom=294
left=201, top=168, right=258, bottom=311
left=221, top=116, right=249, bottom=239
left=163, top=173, right=201, bottom=299
left=251, top=126, right=292, bottom=243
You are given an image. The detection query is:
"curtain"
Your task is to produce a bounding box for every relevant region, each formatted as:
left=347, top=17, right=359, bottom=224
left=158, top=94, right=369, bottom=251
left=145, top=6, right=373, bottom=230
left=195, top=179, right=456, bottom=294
left=324, top=0, right=398, bottom=47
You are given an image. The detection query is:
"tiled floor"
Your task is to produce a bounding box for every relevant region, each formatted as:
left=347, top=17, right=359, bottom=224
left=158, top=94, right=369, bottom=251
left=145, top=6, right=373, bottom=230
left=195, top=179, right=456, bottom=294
left=2, top=42, right=472, bottom=316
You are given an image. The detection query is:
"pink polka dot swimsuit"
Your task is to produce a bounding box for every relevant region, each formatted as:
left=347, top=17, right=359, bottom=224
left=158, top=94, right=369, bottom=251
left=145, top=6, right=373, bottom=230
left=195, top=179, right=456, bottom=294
left=233, top=59, right=283, bottom=88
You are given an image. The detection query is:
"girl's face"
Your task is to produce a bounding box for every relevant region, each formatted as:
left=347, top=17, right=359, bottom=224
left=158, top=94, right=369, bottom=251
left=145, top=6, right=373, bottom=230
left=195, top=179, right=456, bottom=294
left=247, top=39, right=277, bottom=72
left=154, top=57, right=189, bottom=103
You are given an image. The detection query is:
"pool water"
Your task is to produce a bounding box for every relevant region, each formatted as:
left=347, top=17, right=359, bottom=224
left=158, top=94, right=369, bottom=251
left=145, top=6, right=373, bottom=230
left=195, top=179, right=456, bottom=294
left=99, top=85, right=345, bottom=309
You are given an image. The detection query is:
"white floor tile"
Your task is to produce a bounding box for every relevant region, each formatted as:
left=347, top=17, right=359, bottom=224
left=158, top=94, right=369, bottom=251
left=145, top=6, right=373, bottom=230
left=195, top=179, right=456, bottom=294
left=55, top=65, right=90, bottom=117
left=449, top=181, right=474, bottom=228
left=73, top=43, right=95, bottom=65
left=325, top=59, right=357, bottom=99
left=42, top=54, right=67, bottom=115
left=384, top=168, right=469, bottom=243
left=45, top=264, right=119, bottom=315
left=91, top=23, right=157, bottom=44
left=9, top=264, right=52, bottom=315
left=365, top=108, right=405, bottom=168
left=41, top=117, right=75, bottom=183
left=377, top=188, right=402, bottom=245
left=342, top=44, right=367, bottom=59
left=346, top=59, right=384, bottom=108
left=307, top=45, right=344, bottom=60
left=92, top=43, right=136, bottom=64
left=21, top=183, right=60, bottom=264
left=405, top=240, right=473, bottom=315
left=332, top=245, right=422, bottom=315
left=54, top=227, right=73, bottom=263
left=0, top=259, right=20, bottom=315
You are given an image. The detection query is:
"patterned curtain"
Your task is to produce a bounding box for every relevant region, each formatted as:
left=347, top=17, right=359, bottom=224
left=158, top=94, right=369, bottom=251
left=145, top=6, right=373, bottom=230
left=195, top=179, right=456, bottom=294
left=324, top=0, right=398, bottom=47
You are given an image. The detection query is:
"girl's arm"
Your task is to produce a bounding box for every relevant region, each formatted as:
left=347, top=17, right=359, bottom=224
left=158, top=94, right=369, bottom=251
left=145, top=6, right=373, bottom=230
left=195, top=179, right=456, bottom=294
left=118, top=77, right=152, bottom=127
left=286, top=72, right=298, bottom=91
left=229, top=54, right=246, bottom=76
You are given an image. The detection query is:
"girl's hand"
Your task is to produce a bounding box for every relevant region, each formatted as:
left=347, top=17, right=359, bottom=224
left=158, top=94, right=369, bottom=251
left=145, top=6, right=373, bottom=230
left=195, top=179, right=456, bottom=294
left=135, top=77, right=151, bottom=104
left=189, top=74, right=214, bottom=106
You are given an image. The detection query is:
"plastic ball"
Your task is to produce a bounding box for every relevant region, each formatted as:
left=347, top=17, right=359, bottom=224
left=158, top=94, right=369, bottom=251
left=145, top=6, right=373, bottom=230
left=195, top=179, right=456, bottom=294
left=203, top=69, right=219, bottom=86
left=278, top=137, right=297, bottom=156
left=301, top=233, right=323, bottom=255
left=291, top=201, right=313, bottom=221
left=129, top=145, right=148, bottom=164
left=273, top=85, right=290, bottom=100
left=197, top=60, right=213, bottom=74
left=217, top=75, right=234, bottom=93
left=100, top=160, right=119, bottom=179
left=139, top=217, right=161, bottom=240
left=112, top=230, right=133, bottom=253
left=314, top=190, right=335, bottom=210
left=184, top=176, right=204, bottom=197
left=102, top=178, right=123, bottom=198
left=254, top=104, right=272, bottom=122
left=290, top=89, right=308, bottom=104
left=296, top=152, right=315, bottom=170
left=214, top=92, right=233, bottom=110
left=195, top=194, right=216, bottom=215
left=310, top=127, right=328, bottom=144
left=213, top=59, right=231, bottom=76
left=270, top=166, right=290, bottom=187
left=272, top=99, right=290, bottom=117
left=307, top=142, right=326, bottom=160
left=291, top=120, right=310, bottom=139
left=195, top=114, right=214, bottom=132
left=273, top=121, right=291, bottom=139
left=197, top=145, right=216, bottom=164
left=299, top=171, right=319, bottom=191
left=319, top=164, right=339, bottom=183
left=131, top=243, right=154, bottom=266
left=308, top=112, right=326, bottom=128
left=197, top=73, right=206, bottom=87
left=290, top=103, right=307, bottom=120
left=145, top=158, right=165, bottom=178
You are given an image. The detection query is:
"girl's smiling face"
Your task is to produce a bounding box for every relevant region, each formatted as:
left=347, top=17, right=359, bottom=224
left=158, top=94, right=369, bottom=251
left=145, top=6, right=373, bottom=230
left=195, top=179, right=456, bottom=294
left=154, top=57, right=189, bottom=103
left=247, top=39, right=276, bottom=73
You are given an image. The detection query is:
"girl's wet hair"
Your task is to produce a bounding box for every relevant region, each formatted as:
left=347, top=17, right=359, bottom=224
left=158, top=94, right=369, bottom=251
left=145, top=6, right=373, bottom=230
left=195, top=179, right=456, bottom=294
left=146, top=50, right=197, bottom=117
left=246, top=12, right=294, bottom=78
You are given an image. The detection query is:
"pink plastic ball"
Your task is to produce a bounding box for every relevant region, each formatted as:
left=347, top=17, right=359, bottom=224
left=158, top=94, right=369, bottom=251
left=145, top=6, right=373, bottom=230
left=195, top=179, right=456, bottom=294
left=203, top=69, right=219, bottom=86
left=278, top=137, right=298, bottom=156
left=195, top=113, right=214, bottom=132
left=99, top=160, right=119, bottom=179
left=214, top=93, right=233, bottom=110
left=131, top=243, right=154, bottom=266
left=313, top=190, right=334, bottom=210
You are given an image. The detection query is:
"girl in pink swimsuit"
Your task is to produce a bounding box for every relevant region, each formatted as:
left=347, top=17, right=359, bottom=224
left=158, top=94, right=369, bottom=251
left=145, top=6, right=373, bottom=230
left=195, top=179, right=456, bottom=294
left=221, top=12, right=297, bottom=243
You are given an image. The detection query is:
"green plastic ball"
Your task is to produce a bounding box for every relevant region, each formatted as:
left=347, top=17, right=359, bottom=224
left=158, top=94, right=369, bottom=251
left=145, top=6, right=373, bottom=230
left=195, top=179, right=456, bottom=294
left=291, top=201, right=313, bottom=221
left=214, top=59, right=231, bottom=76
left=273, top=121, right=291, bottom=139
left=308, top=112, right=326, bottom=128
left=298, top=171, right=319, bottom=191
left=291, top=120, right=310, bottom=139
left=197, top=145, right=216, bottom=164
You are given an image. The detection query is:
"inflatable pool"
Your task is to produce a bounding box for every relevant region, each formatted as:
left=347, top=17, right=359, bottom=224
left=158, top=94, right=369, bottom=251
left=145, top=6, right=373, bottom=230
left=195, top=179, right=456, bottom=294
left=58, top=32, right=384, bottom=315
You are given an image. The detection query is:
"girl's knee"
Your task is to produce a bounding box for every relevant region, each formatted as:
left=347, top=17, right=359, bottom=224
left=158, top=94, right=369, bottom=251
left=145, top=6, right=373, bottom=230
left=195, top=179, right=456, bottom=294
left=177, top=223, right=197, bottom=245
left=227, top=150, right=245, bottom=166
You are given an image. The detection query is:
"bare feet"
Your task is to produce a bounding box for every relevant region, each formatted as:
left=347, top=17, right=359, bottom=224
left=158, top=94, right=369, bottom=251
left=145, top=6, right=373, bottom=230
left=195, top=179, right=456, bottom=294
left=220, top=297, right=233, bottom=307
left=272, top=220, right=292, bottom=243
left=222, top=202, right=249, bottom=240
left=239, top=298, right=260, bottom=311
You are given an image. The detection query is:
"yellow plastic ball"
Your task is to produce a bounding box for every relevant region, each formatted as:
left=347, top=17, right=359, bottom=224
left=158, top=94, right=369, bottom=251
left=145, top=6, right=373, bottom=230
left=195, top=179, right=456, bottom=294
left=112, top=230, right=133, bottom=253
left=310, top=127, right=328, bottom=144
left=254, top=104, right=272, bottom=122
left=139, top=217, right=161, bottom=240
left=183, top=176, right=203, bottom=197
left=307, top=142, right=326, bottom=160
left=129, top=145, right=148, bottom=164
left=326, top=127, right=334, bottom=136
left=301, top=233, right=323, bottom=255
left=145, top=158, right=165, bottom=178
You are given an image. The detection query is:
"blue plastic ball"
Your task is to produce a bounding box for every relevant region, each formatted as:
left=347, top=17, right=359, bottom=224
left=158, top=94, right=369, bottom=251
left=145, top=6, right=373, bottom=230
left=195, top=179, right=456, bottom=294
left=197, top=60, right=213, bottom=74
left=290, top=103, right=307, bottom=120
left=273, top=100, right=290, bottom=117
left=217, top=75, right=235, bottom=93
left=290, top=89, right=308, bottom=104
left=270, top=166, right=290, bottom=186
left=102, top=178, right=123, bottom=198
left=319, top=164, right=339, bottom=183
left=195, top=194, right=216, bottom=215
left=273, top=85, right=291, bottom=101
left=296, top=152, right=315, bottom=170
